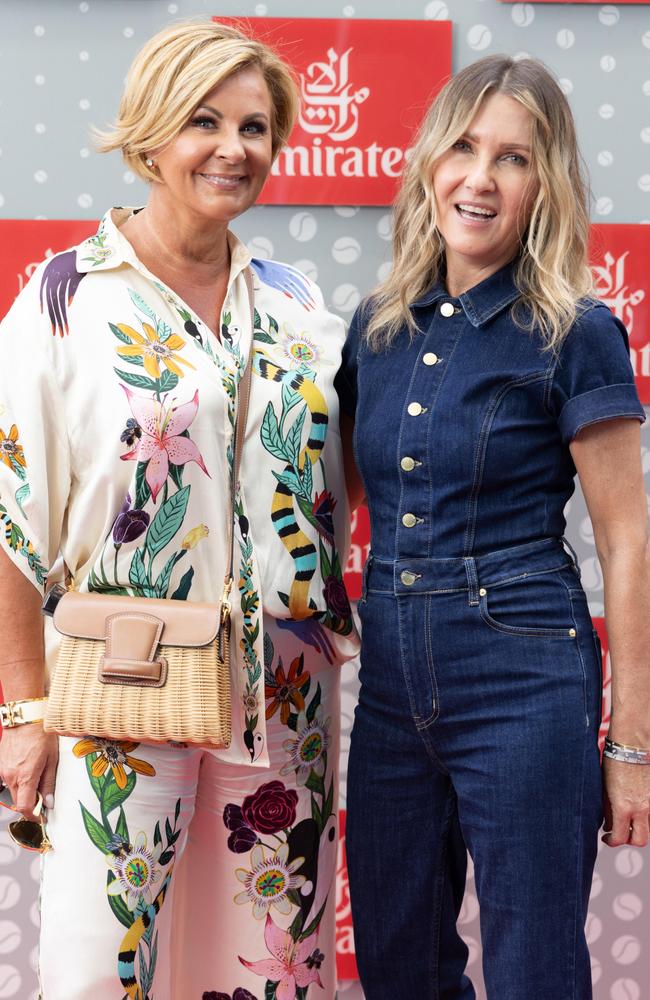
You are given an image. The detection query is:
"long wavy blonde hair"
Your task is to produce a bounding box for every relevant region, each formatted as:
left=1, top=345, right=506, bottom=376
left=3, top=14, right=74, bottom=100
left=366, top=56, right=593, bottom=351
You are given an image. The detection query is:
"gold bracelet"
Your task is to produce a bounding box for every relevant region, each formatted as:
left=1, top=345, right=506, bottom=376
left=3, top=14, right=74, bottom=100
left=0, top=698, right=47, bottom=729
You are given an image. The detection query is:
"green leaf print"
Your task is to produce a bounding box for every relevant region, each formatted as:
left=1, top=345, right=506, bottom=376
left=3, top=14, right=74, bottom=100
left=144, top=486, right=190, bottom=559
left=101, top=770, right=137, bottom=819
left=158, top=368, right=179, bottom=394
left=319, top=539, right=332, bottom=581
left=261, top=404, right=288, bottom=462
left=153, top=550, right=186, bottom=598
left=267, top=313, right=279, bottom=335
left=156, top=319, right=172, bottom=343
left=135, top=462, right=152, bottom=511
left=302, top=459, right=313, bottom=501
left=253, top=307, right=262, bottom=330
left=114, top=368, right=159, bottom=392
left=109, top=321, right=133, bottom=345
left=281, top=379, right=302, bottom=417
left=265, top=982, right=278, bottom=1000
left=285, top=410, right=306, bottom=470
left=128, top=289, right=157, bottom=323
left=106, top=874, right=133, bottom=930
left=115, top=807, right=129, bottom=841
left=14, top=483, right=30, bottom=516
left=273, top=469, right=304, bottom=498
left=129, top=548, right=150, bottom=592
left=85, top=753, right=104, bottom=804
left=254, top=330, right=275, bottom=345
left=80, top=803, right=110, bottom=853
left=171, top=565, right=194, bottom=600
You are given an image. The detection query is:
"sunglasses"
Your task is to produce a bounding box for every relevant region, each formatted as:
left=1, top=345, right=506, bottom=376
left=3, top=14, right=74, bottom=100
left=0, top=783, right=52, bottom=853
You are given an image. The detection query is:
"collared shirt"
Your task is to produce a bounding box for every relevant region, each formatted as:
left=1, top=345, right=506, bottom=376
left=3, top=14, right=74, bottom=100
left=336, top=261, right=645, bottom=562
left=0, top=208, right=358, bottom=767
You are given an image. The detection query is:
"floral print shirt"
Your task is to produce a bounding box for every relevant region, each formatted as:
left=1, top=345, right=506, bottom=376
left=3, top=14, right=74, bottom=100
left=0, top=208, right=358, bottom=767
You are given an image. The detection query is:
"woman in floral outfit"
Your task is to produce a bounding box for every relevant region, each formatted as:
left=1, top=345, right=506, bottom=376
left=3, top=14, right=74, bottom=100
left=0, top=21, right=356, bottom=999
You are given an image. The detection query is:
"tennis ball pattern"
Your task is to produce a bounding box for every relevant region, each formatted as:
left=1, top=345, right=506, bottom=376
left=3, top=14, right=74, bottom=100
left=1, top=1, right=650, bottom=998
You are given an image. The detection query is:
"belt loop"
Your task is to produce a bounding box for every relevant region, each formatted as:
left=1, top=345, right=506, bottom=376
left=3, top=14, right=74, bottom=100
left=464, top=557, right=479, bottom=606
left=560, top=535, right=581, bottom=578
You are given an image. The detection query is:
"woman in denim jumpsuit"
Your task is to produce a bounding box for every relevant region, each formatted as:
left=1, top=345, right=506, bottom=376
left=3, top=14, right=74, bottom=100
left=337, top=57, right=650, bottom=999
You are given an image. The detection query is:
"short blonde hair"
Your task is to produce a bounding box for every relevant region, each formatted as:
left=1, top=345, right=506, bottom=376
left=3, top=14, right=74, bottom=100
left=367, top=56, right=593, bottom=352
left=96, top=19, right=299, bottom=181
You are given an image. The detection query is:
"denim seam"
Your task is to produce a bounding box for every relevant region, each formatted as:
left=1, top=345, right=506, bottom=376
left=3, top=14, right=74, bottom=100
left=419, top=594, right=440, bottom=727
left=563, top=582, right=591, bottom=728
left=570, top=723, right=590, bottom=998
left=431, top=788, right=457, bottom=1000
left=394, top=333, right=426, bottom=561
left=463, top=373, right=548, bottom=555
left=396, top=595, right=425, bottom=726
left=478, top=600, right=577, bottom=639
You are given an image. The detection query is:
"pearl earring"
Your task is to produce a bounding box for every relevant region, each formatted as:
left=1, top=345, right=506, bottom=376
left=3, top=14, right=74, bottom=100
left=145, top=158, right=154, bottom=167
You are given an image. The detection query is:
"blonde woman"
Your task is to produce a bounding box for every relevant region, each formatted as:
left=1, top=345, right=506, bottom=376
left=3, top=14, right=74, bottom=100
left=0, top=20, right=356, bottom=999
left=337, top=56, right=650, bottom=999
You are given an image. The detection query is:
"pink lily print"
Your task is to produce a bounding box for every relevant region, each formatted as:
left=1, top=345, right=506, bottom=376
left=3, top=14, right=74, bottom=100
left=120, top=386, right=209, bottom=502
left=239, top=914, right=324, bottom=1000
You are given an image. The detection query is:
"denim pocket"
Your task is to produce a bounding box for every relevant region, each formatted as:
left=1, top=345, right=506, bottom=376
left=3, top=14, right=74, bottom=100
left=478, top=571, right=577, bottom=639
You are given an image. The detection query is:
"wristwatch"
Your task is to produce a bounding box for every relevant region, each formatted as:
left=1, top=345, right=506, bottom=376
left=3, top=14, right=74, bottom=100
left=0, top=698, right=47, bottom=728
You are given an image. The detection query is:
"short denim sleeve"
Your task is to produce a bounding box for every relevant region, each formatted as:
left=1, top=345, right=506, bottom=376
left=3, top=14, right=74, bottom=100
left=550, top=302, right=645, bottom=444
left=334, top=304, right=363, bottom=419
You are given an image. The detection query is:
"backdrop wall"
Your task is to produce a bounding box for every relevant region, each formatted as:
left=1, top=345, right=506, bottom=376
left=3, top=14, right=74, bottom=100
left=1, top=2, right=649, bottom=999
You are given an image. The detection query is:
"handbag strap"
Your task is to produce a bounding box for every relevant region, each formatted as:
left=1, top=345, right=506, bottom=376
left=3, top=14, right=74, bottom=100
left=221, top=266, right=255, bottom=606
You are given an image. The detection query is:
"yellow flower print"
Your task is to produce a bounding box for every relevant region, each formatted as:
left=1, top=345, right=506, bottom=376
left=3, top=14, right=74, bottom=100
left=0, top=425, right=26, bottom=473
left=181, top=524, right=209, bottom=550
left=115, top=321, right=195, bottom=380
left=73, top=737, right=156, bottom=789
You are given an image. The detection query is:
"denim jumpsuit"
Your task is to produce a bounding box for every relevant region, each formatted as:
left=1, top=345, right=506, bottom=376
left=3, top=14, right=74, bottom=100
left=335, top=263, right=645, bottom=1000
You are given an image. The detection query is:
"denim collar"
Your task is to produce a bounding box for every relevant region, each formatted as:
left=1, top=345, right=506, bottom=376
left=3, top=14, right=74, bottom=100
left=412, top=260, right=521, bottom=328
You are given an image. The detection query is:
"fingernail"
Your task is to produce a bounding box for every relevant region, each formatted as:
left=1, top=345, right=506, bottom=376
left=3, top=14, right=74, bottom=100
left=44, top=795, right=54, bottom=810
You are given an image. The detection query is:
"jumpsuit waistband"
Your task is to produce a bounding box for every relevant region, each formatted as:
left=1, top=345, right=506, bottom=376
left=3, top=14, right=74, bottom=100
left=364, top=537, right=580, bottom=604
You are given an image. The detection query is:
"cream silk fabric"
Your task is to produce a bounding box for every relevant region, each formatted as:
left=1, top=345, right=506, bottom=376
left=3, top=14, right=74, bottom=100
left=0, top=208, right=358, bottom=766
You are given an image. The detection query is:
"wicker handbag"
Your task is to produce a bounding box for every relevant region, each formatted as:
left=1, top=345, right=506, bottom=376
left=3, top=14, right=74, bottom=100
left=41, top=270, right=255, bottom=749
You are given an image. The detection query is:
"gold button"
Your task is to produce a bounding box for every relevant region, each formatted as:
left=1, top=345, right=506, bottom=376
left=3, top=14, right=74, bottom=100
left=440, top=302, right=455, bottom=318
left=423, top=352, right=439, bottom=366
left=400, top=570, right=418, bottom=586
left=407, top=402, right=423, bottom=416
left=479, top=587, right=487, bottom=597
left=569, top=628, right=576, bottom=637
left=401, top=456, right=416, bottom=472
left=402, top=512, right=418, bottom=528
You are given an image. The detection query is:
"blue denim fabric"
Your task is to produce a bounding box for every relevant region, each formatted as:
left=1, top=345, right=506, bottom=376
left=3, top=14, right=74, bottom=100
left=336, top=264, right=644, bottom=999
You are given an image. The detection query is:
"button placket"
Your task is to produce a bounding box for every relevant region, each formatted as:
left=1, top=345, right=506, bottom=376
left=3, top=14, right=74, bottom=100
left=396, top=301, right=462, bottom=559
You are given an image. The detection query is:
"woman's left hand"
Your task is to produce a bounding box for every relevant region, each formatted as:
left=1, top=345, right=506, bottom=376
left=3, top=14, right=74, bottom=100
left=602, top=756, right=650, bottom=847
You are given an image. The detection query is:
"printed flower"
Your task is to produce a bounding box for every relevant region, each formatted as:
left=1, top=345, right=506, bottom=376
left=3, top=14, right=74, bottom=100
left=265, top=653, right=311, bottom=724
left=223, top=803, right=258, bottom=854
left=281, top=326, right=320, bottom=368
left=114, top=320, right=196, bottom=379
left=112, top=494, right=150, bottom=545
left=72, top=737, right=156, bottom=788
left=106, top=831, right=163, bottom=911
left=120, top=387, right=209, bottom=502
left=242, top=690, right=258, bottom=715
left=242, top=780, right=299, bottom=835
left=322, top=574, right=351, bottom=620
left=181, top=524, right=209, bottom=550
left=202, top=989, right=258, bottom=1000
left=0, top=425, right=26, bottom=473
left=280, top=707, right=330, bottom=787
left=234, top=843, right=305, bottom=919
left=239, top=914, right=323, bottom=1000
left=311, top=491, right=337, bottom=542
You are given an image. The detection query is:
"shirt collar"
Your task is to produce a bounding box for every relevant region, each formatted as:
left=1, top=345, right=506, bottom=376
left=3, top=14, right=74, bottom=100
left=75, top=207, right=253, bottom=287
left=412, top=260, right=521, bottom=328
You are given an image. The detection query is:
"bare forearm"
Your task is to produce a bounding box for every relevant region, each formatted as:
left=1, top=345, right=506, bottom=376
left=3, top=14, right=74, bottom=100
left=601, top=541, right=650, bottom=745
left=0, top=548, right=45, bottom=700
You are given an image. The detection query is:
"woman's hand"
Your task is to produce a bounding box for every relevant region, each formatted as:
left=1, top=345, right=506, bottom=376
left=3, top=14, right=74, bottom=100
left=602, top=757, right=650, bottom=848
left=0, top=725, right=58, bottom=821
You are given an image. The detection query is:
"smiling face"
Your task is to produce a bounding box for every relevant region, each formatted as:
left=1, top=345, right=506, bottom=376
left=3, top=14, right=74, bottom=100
left=432, top=91, right=540, bottom=294
left=150, top=65, right=274, bottom=226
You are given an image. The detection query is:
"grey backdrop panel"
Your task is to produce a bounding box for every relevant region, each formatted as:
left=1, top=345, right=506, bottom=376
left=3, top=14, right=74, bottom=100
left=1, top=1, right=649, bottom=999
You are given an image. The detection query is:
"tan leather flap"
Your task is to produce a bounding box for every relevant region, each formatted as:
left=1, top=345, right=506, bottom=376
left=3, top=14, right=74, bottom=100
left=53, top=591, right=219, bottom=646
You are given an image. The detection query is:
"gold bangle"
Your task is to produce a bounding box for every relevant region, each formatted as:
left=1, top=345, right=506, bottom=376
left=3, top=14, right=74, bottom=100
left=0, top=698, right=47, bottom=729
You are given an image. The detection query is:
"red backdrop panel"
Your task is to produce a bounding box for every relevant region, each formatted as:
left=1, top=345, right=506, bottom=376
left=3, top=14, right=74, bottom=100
left=590, top=225, right=650, bottom=403
left=217, top=18, right=452, bottom=205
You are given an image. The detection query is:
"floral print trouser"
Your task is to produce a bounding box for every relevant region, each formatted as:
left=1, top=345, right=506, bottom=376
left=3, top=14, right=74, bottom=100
left=38, top=618, right=340, bottom=1000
